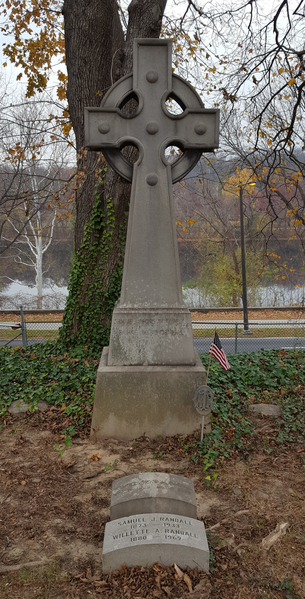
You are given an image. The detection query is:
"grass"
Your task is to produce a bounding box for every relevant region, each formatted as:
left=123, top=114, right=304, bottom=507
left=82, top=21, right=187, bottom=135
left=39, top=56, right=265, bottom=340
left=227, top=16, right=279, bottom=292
left=0, top=330, right=59, bottom=340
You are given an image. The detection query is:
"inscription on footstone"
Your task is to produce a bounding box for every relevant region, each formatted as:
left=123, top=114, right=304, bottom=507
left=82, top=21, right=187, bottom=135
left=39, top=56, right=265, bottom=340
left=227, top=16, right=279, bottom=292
left=110, top=473, right=197, bottom=520
left=102, top=513, right=209, bottom=573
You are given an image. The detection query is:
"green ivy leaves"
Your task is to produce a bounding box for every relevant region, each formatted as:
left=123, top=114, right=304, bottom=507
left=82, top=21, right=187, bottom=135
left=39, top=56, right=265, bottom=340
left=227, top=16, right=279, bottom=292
left=59, top=170, right=127, bottom=352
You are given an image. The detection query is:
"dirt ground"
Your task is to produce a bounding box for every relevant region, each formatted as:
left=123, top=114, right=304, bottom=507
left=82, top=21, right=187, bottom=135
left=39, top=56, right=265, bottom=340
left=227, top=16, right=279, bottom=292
left=0, top=411, right=305, bottom=599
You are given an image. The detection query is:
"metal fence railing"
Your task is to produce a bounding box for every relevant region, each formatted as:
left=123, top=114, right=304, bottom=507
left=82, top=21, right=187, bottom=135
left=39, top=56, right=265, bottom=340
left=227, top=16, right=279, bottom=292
left=192, top=320, right=305, bottom=354
left=1, top=309, right=305, bottom=354
left=0, top=306, right=62, bottom=347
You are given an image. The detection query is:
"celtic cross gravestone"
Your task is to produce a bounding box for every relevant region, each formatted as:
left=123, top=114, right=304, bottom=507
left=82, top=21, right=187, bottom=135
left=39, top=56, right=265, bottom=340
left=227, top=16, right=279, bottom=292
left=85, top=39, right=219, bottom=366
left=86, top=39, right=219, bottom=439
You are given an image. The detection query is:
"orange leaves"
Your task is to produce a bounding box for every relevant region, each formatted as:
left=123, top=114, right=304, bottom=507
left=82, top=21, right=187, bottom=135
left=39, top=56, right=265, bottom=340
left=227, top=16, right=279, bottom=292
left=6, top=143, right=27, bottom=163
left=57, top=70, right=68, bottom=101
left=1, top=0, right=65, bottom=97
left=62, top=121, right=72, bottom=137
left=57, top=85, right=66, bottom=101
left=57, top=70, right=68, bottom=83
left=48, top=111, right=72, bottom=140
left=91, top=453, right=101, bottom=461
left=223, top=167, right=256, bottom=197
left=288, top=77, right=296, bottom=86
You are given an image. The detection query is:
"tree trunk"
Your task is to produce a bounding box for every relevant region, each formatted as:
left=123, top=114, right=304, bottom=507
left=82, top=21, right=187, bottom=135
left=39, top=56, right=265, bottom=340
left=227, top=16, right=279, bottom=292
left=36, top=235, right=43, bottom=310
left=63, top=0, right=124, bottom=250
left=60, top=0, right=167, bottom=350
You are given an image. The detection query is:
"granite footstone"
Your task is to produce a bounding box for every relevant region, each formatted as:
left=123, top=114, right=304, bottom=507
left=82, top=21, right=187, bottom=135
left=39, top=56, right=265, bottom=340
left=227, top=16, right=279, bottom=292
left=102, top=513, right=209, bottom=573
left=8, top=400, right=49, bottom=415
left=110, top=473, right=197, bottom=520
left=248, top=404, right=282, bottom=416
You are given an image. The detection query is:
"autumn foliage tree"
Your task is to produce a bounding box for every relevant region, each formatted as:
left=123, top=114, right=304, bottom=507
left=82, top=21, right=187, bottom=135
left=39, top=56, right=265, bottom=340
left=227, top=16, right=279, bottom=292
left=1, top=0, right=168, bottom=349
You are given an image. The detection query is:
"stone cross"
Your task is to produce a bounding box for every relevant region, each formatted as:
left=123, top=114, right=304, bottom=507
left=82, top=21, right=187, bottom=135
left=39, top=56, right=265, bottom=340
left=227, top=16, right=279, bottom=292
left=85, top=39, right=219, bottom=366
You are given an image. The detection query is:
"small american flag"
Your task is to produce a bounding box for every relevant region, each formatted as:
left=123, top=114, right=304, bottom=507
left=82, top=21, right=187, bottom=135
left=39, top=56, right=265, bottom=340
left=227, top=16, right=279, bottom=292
left=209, top=331, right=230, bottom=370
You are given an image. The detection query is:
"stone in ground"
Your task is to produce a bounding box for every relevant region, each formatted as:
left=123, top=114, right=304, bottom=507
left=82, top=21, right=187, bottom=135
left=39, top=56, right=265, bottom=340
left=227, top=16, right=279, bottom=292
left=110, top=472, right=197, bottom=520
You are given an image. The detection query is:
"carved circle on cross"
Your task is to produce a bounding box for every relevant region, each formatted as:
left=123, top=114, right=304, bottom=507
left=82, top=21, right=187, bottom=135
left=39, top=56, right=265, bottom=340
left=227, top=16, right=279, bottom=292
left=100, top=73, right=203, bottom=184
left=193, top=385, right=215, bottom=416
left=146, top=70, right=159, bottom=83
left=146, top=121, right=159, bottom=135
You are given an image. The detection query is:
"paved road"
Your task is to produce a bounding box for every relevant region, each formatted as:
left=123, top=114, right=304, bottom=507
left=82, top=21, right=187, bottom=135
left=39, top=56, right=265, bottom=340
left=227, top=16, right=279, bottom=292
left=0, top=322, right=62, bottom=331
left=192, top=319, right=305, bottom=327
left=194, top=336, right=305, bottom=354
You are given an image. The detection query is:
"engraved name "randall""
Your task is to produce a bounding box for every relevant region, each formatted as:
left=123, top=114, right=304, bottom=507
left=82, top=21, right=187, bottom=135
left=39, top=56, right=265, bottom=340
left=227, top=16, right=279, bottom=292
left=113, top=528, right=198, bottom=541
left=117, top=516, right=193, bottom=527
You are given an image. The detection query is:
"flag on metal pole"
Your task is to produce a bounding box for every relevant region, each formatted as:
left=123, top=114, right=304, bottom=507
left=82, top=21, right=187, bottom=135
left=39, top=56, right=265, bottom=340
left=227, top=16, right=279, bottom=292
left=209, top=331, right=230, bottom=370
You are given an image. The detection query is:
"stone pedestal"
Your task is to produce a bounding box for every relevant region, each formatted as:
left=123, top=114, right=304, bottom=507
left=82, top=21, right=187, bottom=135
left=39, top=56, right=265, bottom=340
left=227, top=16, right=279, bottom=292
left=108, top=307, right=196, bottom=366
left=90, top=347, right=206, bottom=441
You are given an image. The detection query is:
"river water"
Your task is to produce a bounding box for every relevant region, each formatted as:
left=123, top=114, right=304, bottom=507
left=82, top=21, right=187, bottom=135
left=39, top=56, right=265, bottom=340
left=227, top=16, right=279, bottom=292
left=0, top=281, right=68, bottom=310
left=1, top=280, right=304, bottom=310
left=182, top=284, right=305, bottom=308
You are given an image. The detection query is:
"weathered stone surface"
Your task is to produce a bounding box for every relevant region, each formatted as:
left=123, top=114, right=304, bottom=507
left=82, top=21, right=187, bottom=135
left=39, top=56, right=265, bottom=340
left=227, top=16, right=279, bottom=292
left=8, top=400, right=49, bottom=415
left=90, top=347, right=206, bottom=441
left=85, top=39, right=219, bottom=367
left=36, top=401, right=49, bottom=412
left=248, top=404, right=282, bottom=416
left=8, top=400, right=28, bottom=415
left=108, top=307, right=196, bottom=366
left=86, top=38, right=218, bottom=439
left=110, top=473, right=197, bottom=520
left=102, top=513, right=209, bottom=573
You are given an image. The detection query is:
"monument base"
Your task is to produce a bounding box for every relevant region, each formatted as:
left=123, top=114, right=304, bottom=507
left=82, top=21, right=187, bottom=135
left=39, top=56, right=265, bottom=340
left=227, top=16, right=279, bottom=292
left=108, top=306, right=196, bottom=366
left=90, top=347, right=207, bottom=441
